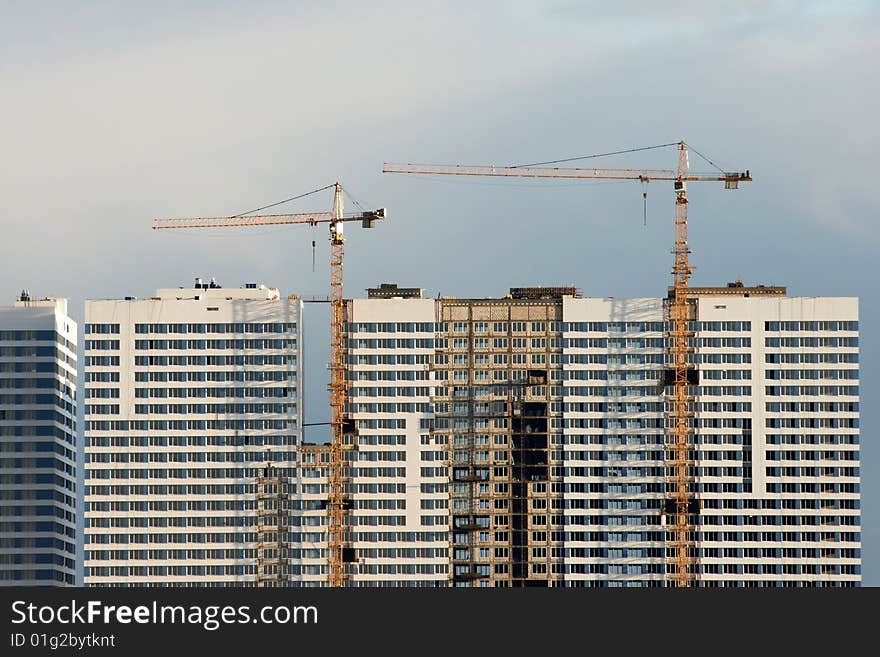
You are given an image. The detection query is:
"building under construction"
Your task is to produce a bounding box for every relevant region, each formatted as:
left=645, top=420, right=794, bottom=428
left=434, top=286, right=568, bottom=586
left=377, top=282, right=860, bottom=586
left=285, top=281, right=861, bottom=587
left=106, top=141, right=859, bottom=587
left=78, top=277, right=860, bottom=587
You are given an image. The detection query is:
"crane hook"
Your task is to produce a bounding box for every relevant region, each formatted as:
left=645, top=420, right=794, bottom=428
left=312, top=240, right=316, bottom=272
left=641, top=179, right=649, bottom=227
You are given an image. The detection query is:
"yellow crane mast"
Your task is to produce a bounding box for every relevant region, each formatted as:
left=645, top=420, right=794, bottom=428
left=153, top=184, right=386, bottom=587
left=384, top=141, right=751, bottom=586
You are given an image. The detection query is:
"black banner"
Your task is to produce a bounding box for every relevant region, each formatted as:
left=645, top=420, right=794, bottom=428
left=0, top=586, right=873, bottom=655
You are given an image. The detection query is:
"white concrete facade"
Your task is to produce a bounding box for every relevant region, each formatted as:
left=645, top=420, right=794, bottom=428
left=562, top=294, right=860, bottom=587
left=83, top=283, right=302, bottom=587
left=694, top=295, right=860, bottom=586
left=291, top=297, right=448, bottom=586
left=347, top=297, right=447, bottom=585
left=0, top=296, right=77, bottom=586
left=562, top=297, right=667, bottom=587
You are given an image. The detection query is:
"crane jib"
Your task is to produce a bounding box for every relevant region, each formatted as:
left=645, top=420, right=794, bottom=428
left=152, top=209, right=385, bottom=230
left=382, top=163, right=750, bottom=183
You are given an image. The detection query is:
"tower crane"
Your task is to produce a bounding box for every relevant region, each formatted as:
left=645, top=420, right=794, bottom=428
left=153, top=183, right=386, bottom=587
left=383, top=141, right=751, bottom=587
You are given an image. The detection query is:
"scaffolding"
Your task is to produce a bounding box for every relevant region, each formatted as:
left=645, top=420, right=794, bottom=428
left=255, top=461, right=287, bottom=587
left=435, top=291, right=564, bottom=587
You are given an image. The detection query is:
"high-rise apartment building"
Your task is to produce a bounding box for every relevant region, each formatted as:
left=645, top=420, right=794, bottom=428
left=83, top=281, right=302, bottom=587
left=345, top=288, right=448, bottom=586
left=353, top=283, right=861, bottom=587
left=566, top=284, right=859, bottom=587
left=292, top=285, right=448, bottom=586
left=0, top=293, right=77, bottom=586
left=681, top=285, right=859, bottom=586
left=79, top=278, right=860, bottom=588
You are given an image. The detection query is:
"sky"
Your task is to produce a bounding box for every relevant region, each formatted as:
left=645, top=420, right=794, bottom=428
left=1, top=0, right=877, bottom=584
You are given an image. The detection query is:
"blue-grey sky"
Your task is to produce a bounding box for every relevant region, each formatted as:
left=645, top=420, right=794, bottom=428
left=2, top=1, right=877, bottom=584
